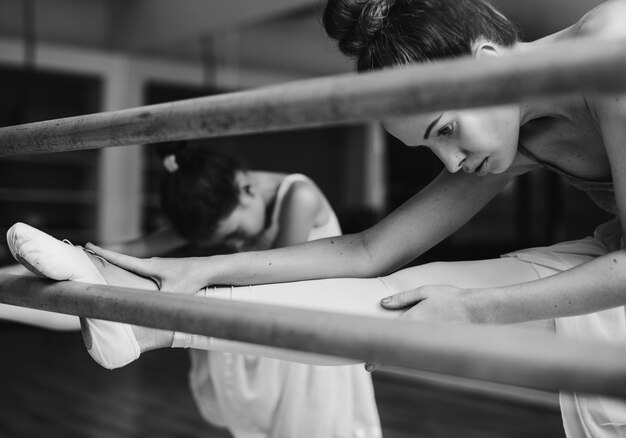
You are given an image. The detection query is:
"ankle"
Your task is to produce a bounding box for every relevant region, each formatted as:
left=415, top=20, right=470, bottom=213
left=131, top=325, right=174, bottom=353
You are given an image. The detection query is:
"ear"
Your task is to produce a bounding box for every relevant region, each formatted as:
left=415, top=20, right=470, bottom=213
left=236, top=171, right=256, bottom=205
left=241, top=183, right=255, bottom=197
left=472, top=41, right=501, bottom=59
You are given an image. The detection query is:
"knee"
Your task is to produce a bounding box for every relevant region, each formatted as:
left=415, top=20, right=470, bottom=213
left=382, top=264, right=436, bottom=291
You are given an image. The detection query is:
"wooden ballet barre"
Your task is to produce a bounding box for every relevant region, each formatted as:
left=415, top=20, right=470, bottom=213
left=1, top=273, right=626, bottom=399
left=1, top=38, right=626, bottom=157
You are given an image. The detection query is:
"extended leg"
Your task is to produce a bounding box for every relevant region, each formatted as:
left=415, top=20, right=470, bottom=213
left=102, top=255, right=555, bottom=364
left=8, top=223, right=553, bottom=369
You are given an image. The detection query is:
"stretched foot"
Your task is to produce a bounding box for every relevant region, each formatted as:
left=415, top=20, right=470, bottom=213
left=6, top=222, right=141, bottom=369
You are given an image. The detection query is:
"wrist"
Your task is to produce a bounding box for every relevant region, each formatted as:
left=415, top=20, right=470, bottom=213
left=204, top=253, right=242, bottom=286
left=465, top=287, right=502, bottom=324
left=190, top=255, right=216, bottom=287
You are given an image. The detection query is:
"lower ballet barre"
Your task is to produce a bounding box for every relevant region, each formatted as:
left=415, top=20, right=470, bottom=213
left=1, top=272, right=625, bottom=399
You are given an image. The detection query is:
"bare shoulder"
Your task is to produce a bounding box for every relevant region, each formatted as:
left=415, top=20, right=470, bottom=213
left=285, top=179, right=318, bottom=198
left=282, top=178, right=323, bottom=212
left=574, top=0, right=626, bottom=38
left=277, top=177, right=329, bottom=231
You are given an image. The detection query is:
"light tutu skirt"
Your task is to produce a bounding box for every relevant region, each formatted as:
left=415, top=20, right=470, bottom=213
left=188, top=350, right=381, bottom=438
left=504, top=218, right=626, bottom=438
left=182, top=280, right=387, bottom=438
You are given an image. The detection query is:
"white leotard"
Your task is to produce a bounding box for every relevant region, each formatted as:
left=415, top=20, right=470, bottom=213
left=185, top=174, right=382, bottom=438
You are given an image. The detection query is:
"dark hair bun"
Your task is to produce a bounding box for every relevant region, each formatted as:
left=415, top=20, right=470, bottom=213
left=323, top=0, right=394, bottom=59
left=324, top=0, right=519, bottom=72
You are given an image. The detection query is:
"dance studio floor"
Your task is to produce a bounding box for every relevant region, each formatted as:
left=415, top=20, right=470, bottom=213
left=0, top=322, right=564, bottom=437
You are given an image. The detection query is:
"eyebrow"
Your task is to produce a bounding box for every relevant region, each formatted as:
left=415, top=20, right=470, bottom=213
left=424, top=114, right=443, bottom=140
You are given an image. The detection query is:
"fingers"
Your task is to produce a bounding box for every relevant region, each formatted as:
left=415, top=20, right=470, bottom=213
left=85, top=243, right=154, bottom=278
left=85, top=243, right=125, bottom=263
left=380, top=288, right=426, bottom=309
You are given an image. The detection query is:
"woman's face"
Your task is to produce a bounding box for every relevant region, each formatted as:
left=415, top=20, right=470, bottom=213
left=207, top=198, right=267, bottom=252
left=383, top=105, right=521, bottom=176
left=201, top=172, right=267, bottom=252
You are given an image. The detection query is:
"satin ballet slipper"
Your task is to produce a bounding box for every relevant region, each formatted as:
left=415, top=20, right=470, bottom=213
left=6, top=222, right=141, bottom=369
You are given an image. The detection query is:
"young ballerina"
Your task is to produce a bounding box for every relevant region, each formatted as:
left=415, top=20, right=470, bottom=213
left=8, top=0, right=626, bottom=436
left=153, top=146, right=382, bottom=438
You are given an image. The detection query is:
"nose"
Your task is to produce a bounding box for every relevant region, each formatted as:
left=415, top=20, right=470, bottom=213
left=432, top=147, right=465, bottom=173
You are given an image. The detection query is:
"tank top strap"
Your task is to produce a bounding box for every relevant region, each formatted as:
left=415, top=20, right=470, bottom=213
left=517, top=144, right=566, bottom=175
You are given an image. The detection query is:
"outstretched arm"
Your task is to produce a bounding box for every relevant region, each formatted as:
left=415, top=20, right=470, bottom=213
left=381, top=251, right=626, bottom=324
left=384, top=47, right=626, bottom=325
left=87, top=168, right=517, bottom=293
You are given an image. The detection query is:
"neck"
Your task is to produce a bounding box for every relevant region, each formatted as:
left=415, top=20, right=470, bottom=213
left=519, top=98, right=576, bottom=127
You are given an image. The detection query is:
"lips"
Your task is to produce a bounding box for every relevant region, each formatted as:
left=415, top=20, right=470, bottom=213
left=475, top=157, right=489, bottom=176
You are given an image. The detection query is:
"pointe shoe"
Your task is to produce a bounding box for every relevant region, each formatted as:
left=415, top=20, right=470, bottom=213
left=6, top=222, right=140, bottom=369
